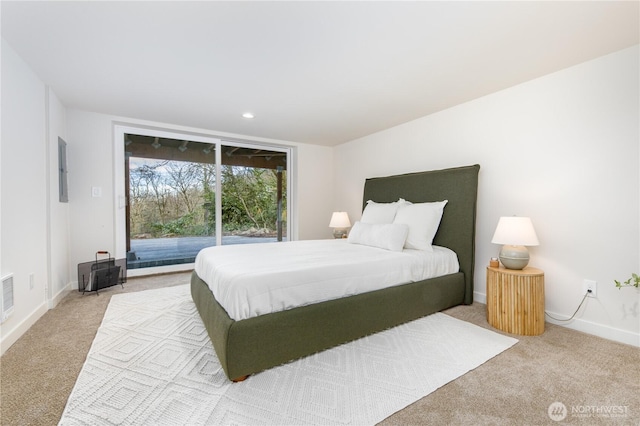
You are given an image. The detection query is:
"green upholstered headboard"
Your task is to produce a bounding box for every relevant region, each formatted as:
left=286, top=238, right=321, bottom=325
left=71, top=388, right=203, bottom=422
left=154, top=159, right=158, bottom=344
left=362, top=164, right=480, bottom=304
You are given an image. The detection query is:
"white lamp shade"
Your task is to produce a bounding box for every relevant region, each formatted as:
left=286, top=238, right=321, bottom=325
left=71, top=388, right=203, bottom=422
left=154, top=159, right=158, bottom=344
left=491, top=217, right=539, bottom=246
left=329, top=212, right=351, bottom=228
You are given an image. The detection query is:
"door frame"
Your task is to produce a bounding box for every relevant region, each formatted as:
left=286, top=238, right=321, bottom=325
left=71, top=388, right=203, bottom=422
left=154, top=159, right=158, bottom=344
left=113, top=123, right=293, bottom=276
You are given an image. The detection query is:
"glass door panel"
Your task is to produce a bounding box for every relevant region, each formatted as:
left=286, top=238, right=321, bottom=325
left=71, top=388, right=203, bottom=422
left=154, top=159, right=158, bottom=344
left=125, top=135, right=217, bottom=269
left=220, top=145, right=287, bottom=246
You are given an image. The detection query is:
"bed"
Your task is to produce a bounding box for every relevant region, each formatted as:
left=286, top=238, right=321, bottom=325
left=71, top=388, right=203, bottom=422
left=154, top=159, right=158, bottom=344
left=191, top=164, right=480, bottom=381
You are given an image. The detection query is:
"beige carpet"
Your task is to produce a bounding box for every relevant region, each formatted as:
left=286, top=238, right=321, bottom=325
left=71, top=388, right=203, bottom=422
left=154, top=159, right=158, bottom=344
left=1, top=272, right=639, bottom=425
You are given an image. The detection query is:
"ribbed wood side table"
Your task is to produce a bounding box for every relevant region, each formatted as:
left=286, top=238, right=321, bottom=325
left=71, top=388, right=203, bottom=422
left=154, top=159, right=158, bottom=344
left=486, top=266, right=545, bottom=336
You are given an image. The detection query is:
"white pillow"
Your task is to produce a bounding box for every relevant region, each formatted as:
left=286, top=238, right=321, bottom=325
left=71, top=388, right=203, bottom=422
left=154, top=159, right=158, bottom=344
left=360, top=199, right=409, bottom=224
left=392, top=200, right=448, bottom=251
left=347, top=221, right=409, bottom=252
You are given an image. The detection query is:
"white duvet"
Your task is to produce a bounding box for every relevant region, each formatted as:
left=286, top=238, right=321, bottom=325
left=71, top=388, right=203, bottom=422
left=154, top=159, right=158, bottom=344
left=194, top=239, right=459, bottom=321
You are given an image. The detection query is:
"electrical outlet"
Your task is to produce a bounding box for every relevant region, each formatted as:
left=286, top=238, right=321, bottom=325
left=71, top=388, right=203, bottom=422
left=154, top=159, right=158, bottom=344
left=583, top=279, right=597, bottom=298
left=29, top=273, right=35, bottom=290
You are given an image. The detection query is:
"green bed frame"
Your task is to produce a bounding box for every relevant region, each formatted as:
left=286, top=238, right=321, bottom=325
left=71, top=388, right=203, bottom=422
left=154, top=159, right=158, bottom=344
left=191, top=164, right=480, bottom=381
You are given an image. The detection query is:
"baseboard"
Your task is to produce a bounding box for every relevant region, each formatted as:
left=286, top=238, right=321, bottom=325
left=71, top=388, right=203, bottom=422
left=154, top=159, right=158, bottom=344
left=49, top=282, right=73, bottom=309
left=127, top=263, right=194, bottom=278
left=0, top=302, right=48, bottom=356
left=473, top=291, right=486, bottom=304
left=545, top=312, right=640, bottom=347
left=473, top=291, right=639, bottom=348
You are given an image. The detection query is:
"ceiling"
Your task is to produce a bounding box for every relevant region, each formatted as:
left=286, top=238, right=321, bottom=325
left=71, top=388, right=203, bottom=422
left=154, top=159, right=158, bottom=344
left=2, top=1, right=638, bottom=146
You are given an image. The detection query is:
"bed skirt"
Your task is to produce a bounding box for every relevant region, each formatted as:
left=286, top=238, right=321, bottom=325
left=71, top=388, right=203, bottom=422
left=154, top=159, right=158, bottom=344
left=191, top=270, right=466, bottom=381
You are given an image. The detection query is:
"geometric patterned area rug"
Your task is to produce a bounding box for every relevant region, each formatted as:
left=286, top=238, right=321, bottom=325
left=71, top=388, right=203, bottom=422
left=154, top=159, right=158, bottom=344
left=59, top=284, right=517, bottom=425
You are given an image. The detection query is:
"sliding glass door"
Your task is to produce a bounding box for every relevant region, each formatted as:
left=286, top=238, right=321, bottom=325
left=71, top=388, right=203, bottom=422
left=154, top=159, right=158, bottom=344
left=119, top=129, right=290, bottom=270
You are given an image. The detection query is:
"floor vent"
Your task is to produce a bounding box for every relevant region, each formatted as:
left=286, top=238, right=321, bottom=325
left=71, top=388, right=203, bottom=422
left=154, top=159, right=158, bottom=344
left=1, top=274, right=14, bottom=323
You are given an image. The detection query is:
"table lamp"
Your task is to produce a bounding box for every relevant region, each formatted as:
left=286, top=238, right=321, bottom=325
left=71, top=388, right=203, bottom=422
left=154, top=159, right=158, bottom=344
left=329, top=212, right=351, bottom=239
left=491, top=216, right=539, bottom=269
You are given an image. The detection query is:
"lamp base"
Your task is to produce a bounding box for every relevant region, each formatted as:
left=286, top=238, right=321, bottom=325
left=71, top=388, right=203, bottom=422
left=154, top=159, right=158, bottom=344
left=499, top=245, right=530, bottom=269
left=333, top=228, right=348, bottom=239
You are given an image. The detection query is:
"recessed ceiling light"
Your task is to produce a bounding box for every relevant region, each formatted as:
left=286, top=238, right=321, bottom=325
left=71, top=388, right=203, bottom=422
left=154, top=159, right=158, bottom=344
left=242, top=112, right=255, bottom=119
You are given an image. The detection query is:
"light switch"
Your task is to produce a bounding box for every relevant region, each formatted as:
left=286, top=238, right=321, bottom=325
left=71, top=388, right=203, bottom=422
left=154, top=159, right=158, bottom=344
left=92, top=186, right=102, bottom=198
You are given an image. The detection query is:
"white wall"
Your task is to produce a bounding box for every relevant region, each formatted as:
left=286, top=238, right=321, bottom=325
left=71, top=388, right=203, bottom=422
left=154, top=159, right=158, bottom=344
left=334, top=46, right=640, bottom=346
left=47, top=88, right=71, bottom=307
left=294, top=142, right=335, bottom=239
left=1, top=40, right=49, bottom=353
left=66, top=111, right=335, bottom=280
left=65, top=110, right=116, bottom=273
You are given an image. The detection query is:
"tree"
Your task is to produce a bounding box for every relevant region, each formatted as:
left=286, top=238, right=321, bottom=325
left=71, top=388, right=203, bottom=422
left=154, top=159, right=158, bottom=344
left=221, top=166, right=282, bottom=232
left=165, top=161, right=200, bottom=214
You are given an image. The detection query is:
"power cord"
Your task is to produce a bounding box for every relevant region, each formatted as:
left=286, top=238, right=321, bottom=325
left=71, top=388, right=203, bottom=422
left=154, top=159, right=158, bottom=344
left=544, top=289, right=591, bottom=322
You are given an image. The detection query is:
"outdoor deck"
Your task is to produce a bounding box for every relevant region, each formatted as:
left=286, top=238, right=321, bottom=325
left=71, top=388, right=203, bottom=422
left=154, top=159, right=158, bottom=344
left=127, top=235, right=278, bottom=269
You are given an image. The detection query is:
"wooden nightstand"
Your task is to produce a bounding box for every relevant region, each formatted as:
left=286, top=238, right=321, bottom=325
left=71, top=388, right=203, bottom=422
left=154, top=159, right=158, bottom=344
left=486, top=266, right=545, bottom=336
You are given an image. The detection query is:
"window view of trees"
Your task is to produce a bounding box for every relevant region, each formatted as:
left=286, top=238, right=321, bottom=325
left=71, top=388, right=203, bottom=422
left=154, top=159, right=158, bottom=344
left=221, top=166, right=286, bottom=237
left=129, top=159, right=287, bottom=240
left=129, top=159, right=212, bottom=238
left=124, top=134, right=289, bottom=269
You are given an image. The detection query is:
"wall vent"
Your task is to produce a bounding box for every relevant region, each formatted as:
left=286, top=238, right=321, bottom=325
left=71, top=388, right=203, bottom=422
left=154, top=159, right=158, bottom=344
left=1, top=274, right=15, bottom=323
